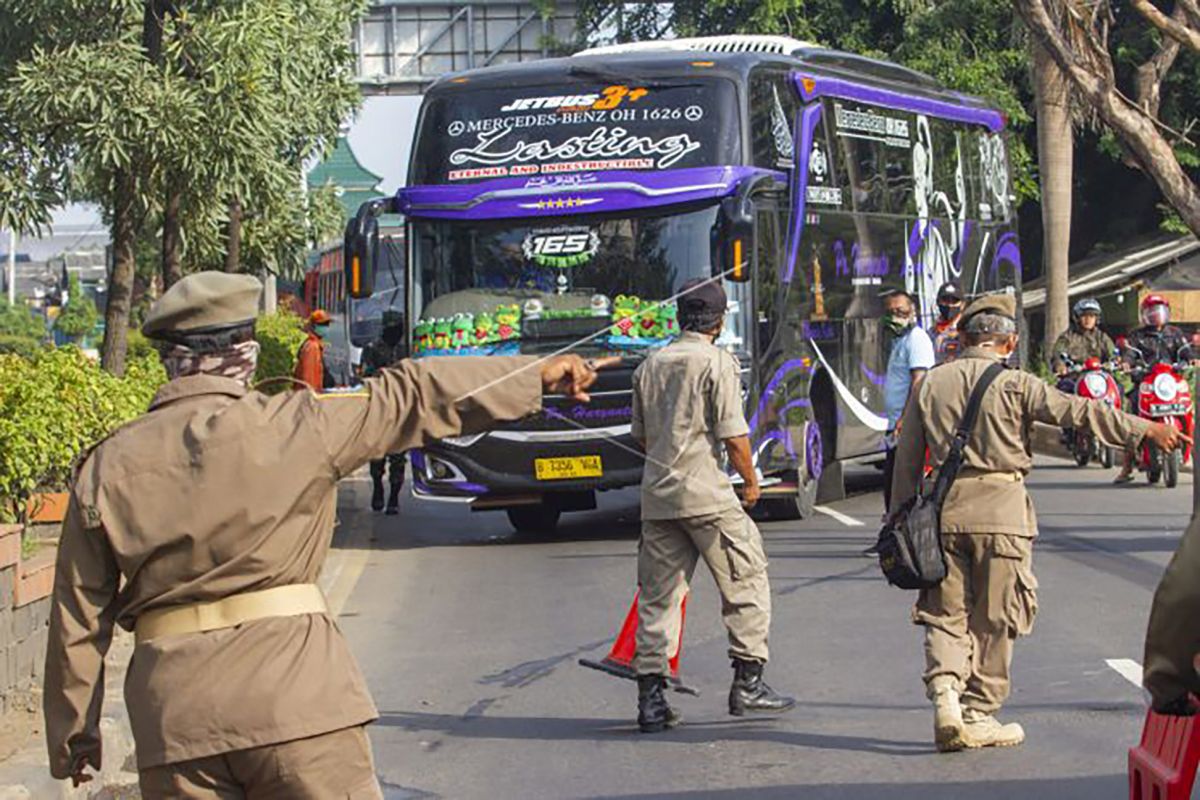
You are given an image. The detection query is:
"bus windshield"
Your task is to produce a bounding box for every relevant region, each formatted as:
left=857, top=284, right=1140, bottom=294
left=410, top=204, right=722, bottom=356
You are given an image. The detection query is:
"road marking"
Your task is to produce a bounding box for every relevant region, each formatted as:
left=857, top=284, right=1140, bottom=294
left=1106, top=658, right=1143, bottom=689
left=814, top=505, right=865, bottom=527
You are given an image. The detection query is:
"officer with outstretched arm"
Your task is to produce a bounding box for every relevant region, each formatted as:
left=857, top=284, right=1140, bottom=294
left=43, top=272, right=604, bottom=796
left=890, top=293, right=1180, bottom=752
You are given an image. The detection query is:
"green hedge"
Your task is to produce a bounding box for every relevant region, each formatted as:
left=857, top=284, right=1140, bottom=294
left=0, top=347, right=165, bottom=521
left=0, top=311, right=309, bottom=521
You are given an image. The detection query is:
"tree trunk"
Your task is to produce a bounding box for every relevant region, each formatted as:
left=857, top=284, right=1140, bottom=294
left=162, top=187, right=183, bottom=288
left=224, top=198, right=242, bottom=273
left=101, top=170, right=137, bottom=377
left=1032, top=40, right=1073, bottom=368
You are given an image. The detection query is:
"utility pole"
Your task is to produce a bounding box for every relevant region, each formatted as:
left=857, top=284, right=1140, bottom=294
left=6, top=229, right=15, bottom=306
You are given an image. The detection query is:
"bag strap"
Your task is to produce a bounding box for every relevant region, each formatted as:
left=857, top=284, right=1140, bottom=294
left=928, top=361, right=1007, bottom=506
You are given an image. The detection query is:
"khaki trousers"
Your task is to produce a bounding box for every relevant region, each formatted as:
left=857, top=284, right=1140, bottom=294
left=913, top=533, right=1039, bottom=713
left=138, top=725, right=382, bottom=799
left=634, top=506, right=771, bottom=675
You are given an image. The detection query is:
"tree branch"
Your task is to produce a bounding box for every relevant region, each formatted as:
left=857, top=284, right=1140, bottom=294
left=1133, top=6, right=1184, bottom=120
left=1128, top=0, right=1200, bottom=53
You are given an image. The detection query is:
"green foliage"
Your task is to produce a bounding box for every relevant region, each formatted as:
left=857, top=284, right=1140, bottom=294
left=0, top=347, right=165, bottom=521
left=254, top=310, right=307, bottom=392
left=0, top=336, right=42, bottom=359
left=0, top=296, right=44, bottom=340
left=54, top=273, right=99, bottom=341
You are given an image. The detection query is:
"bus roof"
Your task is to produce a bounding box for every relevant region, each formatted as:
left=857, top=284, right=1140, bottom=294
left=425, top=38, right=993, bottom=114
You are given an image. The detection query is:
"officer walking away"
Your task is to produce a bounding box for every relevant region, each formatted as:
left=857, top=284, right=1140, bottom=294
left=1114, top=294, right=1196, bottom=483
left=630, top=278, right=795, bottom=734
left=890, top=293, right=1181, bottom=752
left=933, top=281, right=965, bottom=364
left=363, top=311, right=408, bottom=514
left=1143, top=512, right=1200, bottom=716
left=294, top=309, right=333, bottom=391
left=882, top=289, right=935, bottom=512
left=43, top=272, right=603, bottom=796
left=1050, top=298, right=1116, bottom=381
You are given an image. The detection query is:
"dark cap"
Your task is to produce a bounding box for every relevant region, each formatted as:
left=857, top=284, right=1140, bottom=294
left=937, top=281, right=963, bottom=302
left=143, top=271, right=262, bottom=339
left=961, top=292, right=1017, bottom=334
left=677, top=278, right=727, bottom=316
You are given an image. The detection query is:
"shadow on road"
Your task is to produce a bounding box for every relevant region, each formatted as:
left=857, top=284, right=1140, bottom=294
left=575, top=774, right=1124, bottom=800
left=375, top=711, right=929, bottom=757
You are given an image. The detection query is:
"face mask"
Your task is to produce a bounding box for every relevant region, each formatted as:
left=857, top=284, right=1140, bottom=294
left=315, top=323, right=331, bottom=335
left=938, top=303, right=960, bottom=320
left=883, top=313, right=912, bottom=335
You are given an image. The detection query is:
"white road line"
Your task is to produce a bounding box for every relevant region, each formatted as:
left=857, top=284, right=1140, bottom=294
left=1106, top=658, right=1144, bottom=689
left=814, top=505, right=865, bottom=527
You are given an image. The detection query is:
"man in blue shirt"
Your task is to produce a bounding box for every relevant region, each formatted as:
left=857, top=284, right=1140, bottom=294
left=881, top=289, right=935, bottom=512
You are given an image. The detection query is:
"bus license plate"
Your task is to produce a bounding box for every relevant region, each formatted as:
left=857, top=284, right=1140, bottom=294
left=535, top=455, right=603, bottom=480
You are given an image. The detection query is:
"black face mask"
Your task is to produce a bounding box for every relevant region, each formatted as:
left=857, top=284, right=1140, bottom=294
left=938, top=303, right=960, bottom=320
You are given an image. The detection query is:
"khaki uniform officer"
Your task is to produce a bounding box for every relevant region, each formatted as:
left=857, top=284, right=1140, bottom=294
left=1143, top=512, right=1200, bottom=716
left=43, top=272, right=601, bottom=796
left=890, top=293, right=1181, bottom=752
left=630, top=278, right=794, bottom=734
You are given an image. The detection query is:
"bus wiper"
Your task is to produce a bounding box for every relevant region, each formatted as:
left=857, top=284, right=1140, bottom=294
left=567, top=65, right=703, bottom=90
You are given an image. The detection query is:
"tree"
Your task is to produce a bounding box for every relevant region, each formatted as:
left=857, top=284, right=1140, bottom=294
left=5, top=0, right=363, bottom=374
left=1013, top=0, right=1200, bottom=236
left=55, top=273, right=99, bottom=343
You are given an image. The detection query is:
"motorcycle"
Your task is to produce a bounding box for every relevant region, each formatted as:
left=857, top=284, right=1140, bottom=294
left=1058, top=353, right=1123, bottom=468
left=1123, top=344, right=1195, bottom=488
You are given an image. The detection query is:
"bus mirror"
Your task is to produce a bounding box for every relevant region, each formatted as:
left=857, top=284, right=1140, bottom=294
left=718, top=195, right=754, bottom=283
left=344, top=203, right=381, bottom=299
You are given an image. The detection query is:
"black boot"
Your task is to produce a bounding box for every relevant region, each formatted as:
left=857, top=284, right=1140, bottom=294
left=370, top=481, right=384, bottom=512
left=637, top=674, right=681, bottom=733
left=729, top=658, right=795, bottom=716
left=385, top=483, right=401, bottom=516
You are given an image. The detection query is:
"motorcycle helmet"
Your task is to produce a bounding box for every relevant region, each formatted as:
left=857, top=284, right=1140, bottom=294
left=1072, top=297, right=1102, bottom=320
left=1140, top=294, right=1170, bottom=327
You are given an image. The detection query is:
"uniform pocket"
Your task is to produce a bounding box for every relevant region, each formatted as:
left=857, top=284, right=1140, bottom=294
left=993, top=534, right=1038, bottom=637
left=717, top=512, right=768, bottom=581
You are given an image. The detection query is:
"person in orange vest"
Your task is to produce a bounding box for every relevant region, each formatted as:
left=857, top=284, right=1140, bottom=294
left=295, top=310, right=333, bottom=391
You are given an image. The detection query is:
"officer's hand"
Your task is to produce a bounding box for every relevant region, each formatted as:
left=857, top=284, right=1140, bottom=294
left=741, top=483, right=761, bottom=509
left=1144, top=422, right=1182, bottom=452
left=540, top=355, right=620, bottom=402
left=69, top=755, right=94, bottom=787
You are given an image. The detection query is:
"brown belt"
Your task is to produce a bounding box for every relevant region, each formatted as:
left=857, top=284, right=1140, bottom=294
left=957, top=469, right=1023, bottom=483
left=135, top=584, right=328, bottom=644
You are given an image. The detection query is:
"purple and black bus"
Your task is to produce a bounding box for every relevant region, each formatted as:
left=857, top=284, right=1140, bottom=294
left=344, top=35, right=1023, bottom=533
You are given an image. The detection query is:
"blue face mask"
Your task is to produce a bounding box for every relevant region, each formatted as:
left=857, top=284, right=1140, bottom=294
left=315, top=323, right=331, bottom=335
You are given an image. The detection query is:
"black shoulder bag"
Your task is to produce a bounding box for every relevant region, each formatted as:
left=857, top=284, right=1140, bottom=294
left=876, top=362, right=1006, bottom=590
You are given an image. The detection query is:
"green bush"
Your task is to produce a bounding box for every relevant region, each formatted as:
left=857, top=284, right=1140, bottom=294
left=55, top=274, right=100, bottom=342
left=254, top=310, right=307, bottom=392
left=0, top=297, right=44, bottom=340
left=0, top=336, right=42, bottom=359
left=0, top=347, right=165, bottom=522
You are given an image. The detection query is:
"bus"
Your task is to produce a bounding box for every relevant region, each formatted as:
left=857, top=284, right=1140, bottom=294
left=344, top=35, right=1023, bottom=533
left=306, top=227, right=406, bottom=384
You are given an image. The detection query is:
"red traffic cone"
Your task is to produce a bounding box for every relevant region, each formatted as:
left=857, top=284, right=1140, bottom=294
left=579, top=589, right=700, bottom=696
left=1128, top=698, right=1200, bottom=800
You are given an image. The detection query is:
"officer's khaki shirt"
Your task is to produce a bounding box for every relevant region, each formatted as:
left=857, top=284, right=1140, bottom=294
left=1144, top=512, right=1200, bottom=708
left=44, top=356, right=541, bottom=776
left=890, top=347, right=1149, bottom=536
left=631, top=332, right=748, bottom=520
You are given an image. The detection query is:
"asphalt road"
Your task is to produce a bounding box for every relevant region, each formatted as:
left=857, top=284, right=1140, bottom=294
left=334, top=459, right=1195, bottom=800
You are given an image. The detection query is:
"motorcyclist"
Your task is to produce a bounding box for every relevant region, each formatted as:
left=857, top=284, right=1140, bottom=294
left=1114, top=294, right=1196, bottom=483
left=1051, top=298, right=1115, bottom=382
left=932, top=282, right=965, bottom=364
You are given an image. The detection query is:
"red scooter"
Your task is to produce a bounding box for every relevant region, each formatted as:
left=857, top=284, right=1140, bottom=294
left=1124, top=345, right=1195, bottom=487
left=1058, top=353, right=1123, bottom=468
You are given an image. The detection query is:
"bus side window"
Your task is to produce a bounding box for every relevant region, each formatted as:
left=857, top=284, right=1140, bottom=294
left=754, top=204, right=783, bottom=352
left=749, top=69, right=799, bottom=170
left=834, top=128, right=889, bottom=215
